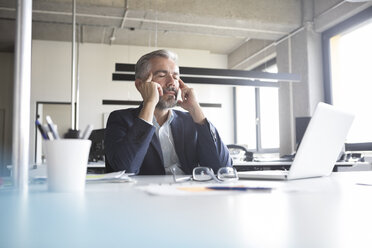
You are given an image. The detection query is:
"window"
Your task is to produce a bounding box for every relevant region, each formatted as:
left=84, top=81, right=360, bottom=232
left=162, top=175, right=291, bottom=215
left=323, top=6, right=372, bottom=150
left=235, top=59, right=279, bottom=153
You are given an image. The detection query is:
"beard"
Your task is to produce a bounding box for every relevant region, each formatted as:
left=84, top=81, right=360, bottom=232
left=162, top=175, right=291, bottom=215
left=156, top=87, right=178, bottom=110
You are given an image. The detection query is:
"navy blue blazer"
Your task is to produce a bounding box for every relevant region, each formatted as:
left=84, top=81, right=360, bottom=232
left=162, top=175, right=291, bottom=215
left=104, top=106, right=232, bottom=175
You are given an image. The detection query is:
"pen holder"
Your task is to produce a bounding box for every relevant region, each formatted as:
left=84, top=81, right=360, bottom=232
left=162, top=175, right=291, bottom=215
left=44, top=139, right=91, bottom=192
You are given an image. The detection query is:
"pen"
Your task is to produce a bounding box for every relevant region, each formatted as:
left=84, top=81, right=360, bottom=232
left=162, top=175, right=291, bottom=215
left=35, top=119, right=48, bottom=140
left=81, top=124, right=94, bottom=139
left=206, top=186, right=272, bottom=191
left=46, top=131, right=54, bottom=140
left=45, top=115, right=60, bottom=140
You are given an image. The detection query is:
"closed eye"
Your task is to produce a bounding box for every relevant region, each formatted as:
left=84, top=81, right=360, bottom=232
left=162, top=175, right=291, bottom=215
left=153, top=70, right=167, bottom=77
left=153, top=70, right=179, bottom=80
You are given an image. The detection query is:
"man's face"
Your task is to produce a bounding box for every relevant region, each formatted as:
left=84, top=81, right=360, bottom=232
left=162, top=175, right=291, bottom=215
left=149, top=57, right=180, bottom=109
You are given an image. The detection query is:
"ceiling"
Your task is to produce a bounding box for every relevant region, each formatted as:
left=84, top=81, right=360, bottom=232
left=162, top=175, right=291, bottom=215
left=0, top=0, right=305, bottom=55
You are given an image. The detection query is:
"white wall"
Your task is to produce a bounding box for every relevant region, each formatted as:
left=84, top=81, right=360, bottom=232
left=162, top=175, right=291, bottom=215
left=30, top=40, right=234, bottom=163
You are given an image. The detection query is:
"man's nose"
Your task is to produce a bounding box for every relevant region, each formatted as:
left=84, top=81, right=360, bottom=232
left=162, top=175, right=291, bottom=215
left=166, top=75, right=177, bottom=87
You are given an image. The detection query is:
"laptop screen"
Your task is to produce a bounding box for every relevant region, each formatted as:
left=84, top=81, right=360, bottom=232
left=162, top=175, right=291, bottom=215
left=295, top=117, right=311, bottom=150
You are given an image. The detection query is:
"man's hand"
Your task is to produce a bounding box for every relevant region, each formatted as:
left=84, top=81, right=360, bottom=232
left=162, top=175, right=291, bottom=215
left=136, top=73, right=163, bottom=106
left=177, top=79, right=206, bottom=124
left=136, top=73, right=163, bottom=123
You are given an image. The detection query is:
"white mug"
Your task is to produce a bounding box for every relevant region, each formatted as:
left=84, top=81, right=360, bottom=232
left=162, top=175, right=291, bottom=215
left=45, top=139, right=91, bottom=192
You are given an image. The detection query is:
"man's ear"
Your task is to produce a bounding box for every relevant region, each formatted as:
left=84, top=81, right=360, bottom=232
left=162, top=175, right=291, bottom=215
left=135, top=79, right=141, bottom=91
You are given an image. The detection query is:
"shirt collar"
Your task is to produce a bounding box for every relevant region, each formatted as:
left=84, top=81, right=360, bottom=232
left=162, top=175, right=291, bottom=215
left=153, top=110, right=174, bottom=128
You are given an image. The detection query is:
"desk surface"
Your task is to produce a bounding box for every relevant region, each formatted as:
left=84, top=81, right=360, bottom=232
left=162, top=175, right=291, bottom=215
left=1, top=172, right=372, bottom=248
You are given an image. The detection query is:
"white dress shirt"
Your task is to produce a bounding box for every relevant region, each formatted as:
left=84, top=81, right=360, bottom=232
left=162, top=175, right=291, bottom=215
left=152, top=110, right=185, bottom=175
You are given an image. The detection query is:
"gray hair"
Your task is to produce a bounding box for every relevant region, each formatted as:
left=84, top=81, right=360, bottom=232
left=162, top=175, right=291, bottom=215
left=135, top=49, right=178, bottom=80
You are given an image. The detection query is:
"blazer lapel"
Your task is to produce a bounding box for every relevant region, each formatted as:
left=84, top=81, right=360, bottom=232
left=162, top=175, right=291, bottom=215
left=150, top=129, right=164, bottom=166
left=170, top=112, right=185, bottom=166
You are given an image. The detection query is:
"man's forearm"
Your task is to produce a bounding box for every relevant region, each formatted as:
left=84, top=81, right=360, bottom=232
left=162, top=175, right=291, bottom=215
left=138, top=101, right=156, bottom=123
left=195, top=120, right=232, bottom=170
left=189, top=105, right=206, bottom=125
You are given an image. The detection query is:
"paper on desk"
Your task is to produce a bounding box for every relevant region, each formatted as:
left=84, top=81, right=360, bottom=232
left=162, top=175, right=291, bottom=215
left=137, top=184, right=222, bottom=196
left=137, top=182, right=274, bottom=196
left=86, top=171, right=135, bottom=183
left=29, top=169, right=135, bottom=183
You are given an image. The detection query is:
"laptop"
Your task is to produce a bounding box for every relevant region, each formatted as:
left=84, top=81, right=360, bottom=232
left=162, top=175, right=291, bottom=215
left=238, top=102, right=355, bottom=180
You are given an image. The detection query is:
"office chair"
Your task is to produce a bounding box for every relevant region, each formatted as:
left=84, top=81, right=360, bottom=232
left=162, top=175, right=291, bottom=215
left=227, top=144, right=254, bottom=162
left=88, top=128, right=105, bottom=162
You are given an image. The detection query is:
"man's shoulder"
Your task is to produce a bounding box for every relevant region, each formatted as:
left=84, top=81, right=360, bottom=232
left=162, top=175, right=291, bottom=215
left=172, top=109, right=192, bottom=120
left=108, top=107, right=141, bottom=122
left=111, top=107, right=140, bottom=116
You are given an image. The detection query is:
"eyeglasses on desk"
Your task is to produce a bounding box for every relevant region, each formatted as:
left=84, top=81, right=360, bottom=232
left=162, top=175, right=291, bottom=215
left=170, top=166, right=239, bottom=183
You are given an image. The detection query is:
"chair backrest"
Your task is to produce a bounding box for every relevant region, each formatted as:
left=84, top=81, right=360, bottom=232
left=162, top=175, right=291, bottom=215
left=227, top=144, right=253, bottom=162
left=88, top=128, right=105, bottom=162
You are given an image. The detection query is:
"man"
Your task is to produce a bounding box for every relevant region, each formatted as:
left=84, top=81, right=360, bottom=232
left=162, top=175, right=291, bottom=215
left=105, top=49, right=232, bottom=175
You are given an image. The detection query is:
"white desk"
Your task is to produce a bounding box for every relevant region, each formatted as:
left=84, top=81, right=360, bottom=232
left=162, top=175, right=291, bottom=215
left=1, top=172, right=372, bottom=248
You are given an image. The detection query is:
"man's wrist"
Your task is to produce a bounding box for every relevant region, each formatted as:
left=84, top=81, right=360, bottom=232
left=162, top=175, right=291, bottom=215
left=139, top=101, right=156, bottom=123
left=189, top=106, right=206, bottom=124
left=143, top=99, right=158, bottom=109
